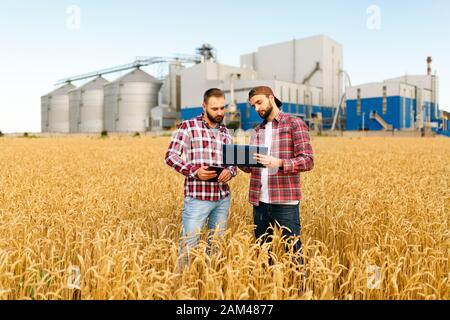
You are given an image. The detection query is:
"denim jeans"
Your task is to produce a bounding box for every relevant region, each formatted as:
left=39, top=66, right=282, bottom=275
left=253, top=202, right=303, bottom=265
left=178, top=195, right=231, bottom=268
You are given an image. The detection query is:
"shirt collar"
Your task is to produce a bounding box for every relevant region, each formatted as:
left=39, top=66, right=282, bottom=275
left=259, top=110, right=284, bottom=129
left=273, top=110, right=283, bottom=123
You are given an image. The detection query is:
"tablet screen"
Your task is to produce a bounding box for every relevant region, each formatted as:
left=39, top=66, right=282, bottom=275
left=222, top=144, right=268, bottom=168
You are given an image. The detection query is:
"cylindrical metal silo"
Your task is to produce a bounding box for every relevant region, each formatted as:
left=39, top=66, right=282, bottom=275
left=41, top=83, right=76, bottom=133
left=68, top=76, right=109, bottom=133
left=104, top=69, right=162, bottom=132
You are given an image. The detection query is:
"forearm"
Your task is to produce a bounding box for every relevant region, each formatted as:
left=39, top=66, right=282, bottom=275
left=282, top=121, right=314, bottom=174
left=164, top=122, right=201, bottom=178
left=165, top=152, right=201, bottom=178
left=281, top=155, right=314, bottom=174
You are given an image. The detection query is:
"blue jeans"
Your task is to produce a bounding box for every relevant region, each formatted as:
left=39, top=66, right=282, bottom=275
left=253, top=202, right=303, bottom=265
left=178, top=195, right=231, bottom=268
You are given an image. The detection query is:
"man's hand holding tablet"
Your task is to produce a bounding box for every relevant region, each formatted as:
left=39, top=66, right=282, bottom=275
left=195, top=166, right=218, bottom=181
left=253, top=153, right=283, bottom=169
left=195, top=166, right=232, bottom=183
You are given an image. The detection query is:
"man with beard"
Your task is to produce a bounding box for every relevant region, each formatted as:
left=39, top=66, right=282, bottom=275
left=239, top=86, right=314, bottom=268
left=165, top=88, right=237, bottom=269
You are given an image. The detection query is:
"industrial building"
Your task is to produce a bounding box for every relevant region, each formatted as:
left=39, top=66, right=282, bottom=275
left=441, top=111, right=450, bottom=136
left=346, top=59, right=441, bottom=133
left=150, top=62, right=184, bottom=131
left=42, top=37, right=449, bottom=137
left=180, top=60, right=259, bottom=129
left=181, top=35, right=344, bottom=130
left=240, top=35, right=343, bottom=110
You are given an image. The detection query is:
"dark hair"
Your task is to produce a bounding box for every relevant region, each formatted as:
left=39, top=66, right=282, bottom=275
left=203, top=88, right=225, bottom=104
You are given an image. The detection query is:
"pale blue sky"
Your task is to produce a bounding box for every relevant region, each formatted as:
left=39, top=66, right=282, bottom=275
left=0, top=0, right=449, bottom=132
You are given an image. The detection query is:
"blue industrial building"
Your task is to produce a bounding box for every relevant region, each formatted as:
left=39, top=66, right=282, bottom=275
left=180, top=35, right=344, bottom=132
left=345, top=75, right=444, bottom=133
left=438, top=111, right=450, bottom=137
left=181, top=103, right=338, bottom=131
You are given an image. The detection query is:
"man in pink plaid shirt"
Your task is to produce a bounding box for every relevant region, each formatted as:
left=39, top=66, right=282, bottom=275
left=239, top=86, right=314, bottom=267
left=165, top=88, right=237, bottom=268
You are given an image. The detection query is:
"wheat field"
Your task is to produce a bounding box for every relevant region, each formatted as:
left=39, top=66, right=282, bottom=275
left=0, top=135, right=448, bottom=300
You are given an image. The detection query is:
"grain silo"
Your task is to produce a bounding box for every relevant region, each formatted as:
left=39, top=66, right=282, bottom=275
left=104, top=69, right=162, bottom=132
left=68, top=76, right=109, bottom=133
left=41, top=83, right=76, bottom=133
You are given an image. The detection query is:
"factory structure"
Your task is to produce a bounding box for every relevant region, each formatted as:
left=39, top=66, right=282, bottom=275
left=181, top=35, right=343, bottom=131
left=41, top=35, right=450, bottom=137
left=346, top=57, right=443, bottom=134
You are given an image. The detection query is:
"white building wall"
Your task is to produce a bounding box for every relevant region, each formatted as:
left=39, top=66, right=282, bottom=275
left=151, top=105, right=179, bottom=130
left=241, top=53, right=256, bottom=70
left=222, top=79, right=277, bottom=104
left=240, top=35, right=343, bottom=108
left=399, top=83, right=416, bottom=99
left=321, top=36, right=344, bottom=108
left=181, top=62, right=259, bottom=108
left=386, top=75, right=432, bottom=90
left=385, top=75, right=439, bottom=104
left=347, top=82, right=399, bottom=99
left=219, top=79, right=323, bottom=108
left=422, top=89, right=432, bottom=102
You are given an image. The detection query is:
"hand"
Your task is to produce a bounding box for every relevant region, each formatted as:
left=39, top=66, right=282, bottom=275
left=254, top=154, right=283, bottom=169
left=195, top=166, right=217, bottom=181
left=217, top=169, right=232, bottom=183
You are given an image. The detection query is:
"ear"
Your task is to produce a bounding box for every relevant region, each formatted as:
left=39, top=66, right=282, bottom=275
left=269, top=95, right=277, bottom=108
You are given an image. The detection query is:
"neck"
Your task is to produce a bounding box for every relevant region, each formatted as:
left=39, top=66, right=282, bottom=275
left=266, top=107, right=280, bottom=123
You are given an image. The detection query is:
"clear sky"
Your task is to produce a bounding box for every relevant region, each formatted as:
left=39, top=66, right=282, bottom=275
left=0, top=0, right=449, bottom=133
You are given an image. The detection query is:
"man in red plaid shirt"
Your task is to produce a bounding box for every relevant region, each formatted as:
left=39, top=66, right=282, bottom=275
left=239, top=86, right=314, bottom=266
left=165, top=88, right=237, bottom=268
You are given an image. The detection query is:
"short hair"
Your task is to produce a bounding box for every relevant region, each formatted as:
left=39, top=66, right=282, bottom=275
left=203, top=88, right=225, bottom=104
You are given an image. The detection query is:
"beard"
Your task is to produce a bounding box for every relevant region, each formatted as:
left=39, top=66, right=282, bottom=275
left=258, top=105, right=273, bottom=120
left=206, top=110, right=224, bottom=124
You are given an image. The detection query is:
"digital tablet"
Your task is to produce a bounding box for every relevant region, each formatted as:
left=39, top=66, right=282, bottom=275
left=206, top=166, right=224, bottom=182
left=222, top=144, right=269, bottom=168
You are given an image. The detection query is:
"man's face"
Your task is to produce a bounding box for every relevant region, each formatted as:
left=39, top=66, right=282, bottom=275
left=203, top=96, right=225, bottom=124
left=250, top=95, right=273, bottom=120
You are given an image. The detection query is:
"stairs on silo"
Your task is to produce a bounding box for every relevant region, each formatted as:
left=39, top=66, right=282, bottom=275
left=370, top=111, right=393, bottom=131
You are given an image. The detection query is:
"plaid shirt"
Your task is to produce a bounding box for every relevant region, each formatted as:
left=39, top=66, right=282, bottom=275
left=240, top=111, right=314, bottom=206
left=165, top=113, right=237, bottom=201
